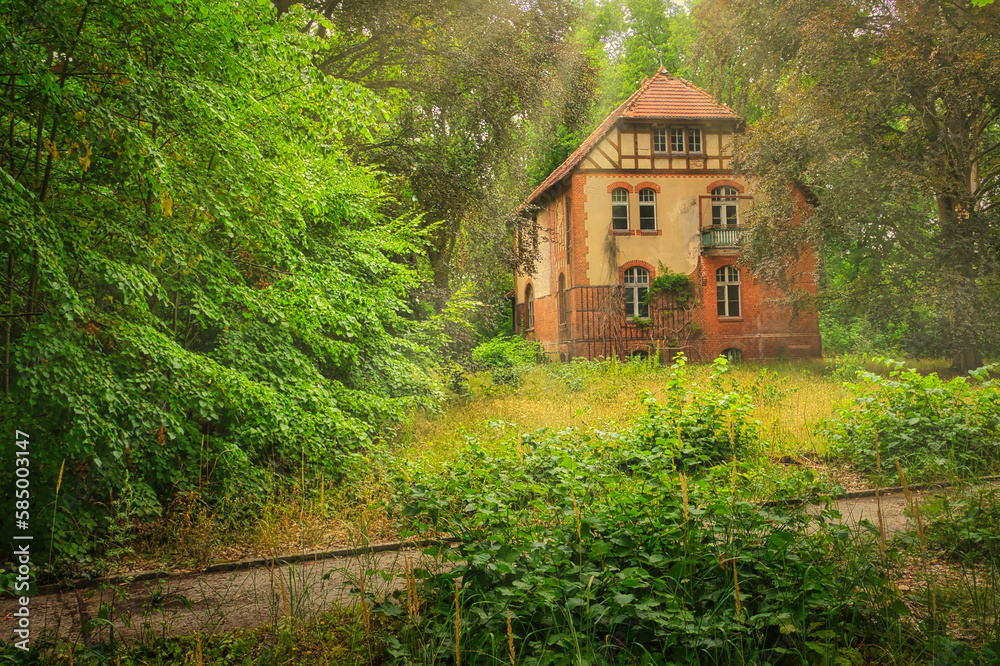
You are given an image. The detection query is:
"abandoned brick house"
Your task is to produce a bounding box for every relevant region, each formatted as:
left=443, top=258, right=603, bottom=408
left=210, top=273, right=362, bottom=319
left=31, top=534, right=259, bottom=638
left=512, top=68, right=822, bottom=362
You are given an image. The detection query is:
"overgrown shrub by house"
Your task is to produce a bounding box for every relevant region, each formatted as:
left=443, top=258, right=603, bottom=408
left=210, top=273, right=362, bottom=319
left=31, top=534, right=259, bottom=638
left=821, top=361, right=1000, bottom=483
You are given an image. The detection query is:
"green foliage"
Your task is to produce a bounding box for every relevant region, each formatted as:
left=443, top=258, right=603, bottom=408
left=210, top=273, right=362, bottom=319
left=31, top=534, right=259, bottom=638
left=925, top=637, right=1000, bottom=666
left=631, top=355, right=760, bottom=473
left=820, top=361, right=1000, bottom=483
left=578, top=0, right=686, bottom=109
left=317, top=0, right=594, bottom=307
left=922, top=489, right=1000, bottom=561
left=826, top=353, right=873, bottom=383
left=470, top=336, right=544, bottom=387
left=0, top=0, right=439, bottom=573
left=645, top=264, right=696, bottom=307
left=391, top=420, right=897, bottom=664
left=818, top=252, right=962, bottom=359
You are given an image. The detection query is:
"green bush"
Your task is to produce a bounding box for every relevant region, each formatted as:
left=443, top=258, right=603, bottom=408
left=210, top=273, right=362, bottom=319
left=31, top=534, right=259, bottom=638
left=921, top=488, right=1000, bottom=559
left=630, top=355, right=760, bottom=473
left=470, top=335, right=544, bottom=386
left=0, top=0, right=441, bottom=575
left=820, top=360, right=1000, bottom=483
left=390, top=426, right=897, bottom=665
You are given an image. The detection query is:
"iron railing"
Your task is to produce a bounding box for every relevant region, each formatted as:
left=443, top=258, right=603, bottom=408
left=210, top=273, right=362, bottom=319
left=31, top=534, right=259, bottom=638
left=701, top=225, right=743, bottom=249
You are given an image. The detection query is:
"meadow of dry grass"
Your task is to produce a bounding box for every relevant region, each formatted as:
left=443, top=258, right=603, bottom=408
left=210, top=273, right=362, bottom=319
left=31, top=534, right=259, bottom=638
left=402, top=357, right=855, bottom=466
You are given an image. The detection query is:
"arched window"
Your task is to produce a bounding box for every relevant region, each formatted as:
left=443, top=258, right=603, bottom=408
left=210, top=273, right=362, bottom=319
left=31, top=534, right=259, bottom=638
left=525, top=284, right=535, bottom=331
left=721, top=348, right=743, bottom=362
left=712, top=186, right=739, bottom=227
left=565, top=196, right=572, bottom=262
left=558, top=274, right=567, bottom=325
left=611, top=188, right=629, bottom=230
left=623, top=266, right=650, bottom=318
left=638, top=188, right=656, bottom=230
left=716, top=266, right=741, bottom=317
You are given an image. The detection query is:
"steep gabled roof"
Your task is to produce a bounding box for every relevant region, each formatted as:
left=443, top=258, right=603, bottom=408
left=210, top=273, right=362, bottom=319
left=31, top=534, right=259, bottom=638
left=522, top=69, right=739, bottom=209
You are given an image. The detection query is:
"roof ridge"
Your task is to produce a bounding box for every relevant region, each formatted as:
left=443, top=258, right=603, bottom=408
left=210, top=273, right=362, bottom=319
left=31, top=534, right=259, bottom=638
left=622, top=70, right=666, bottom=115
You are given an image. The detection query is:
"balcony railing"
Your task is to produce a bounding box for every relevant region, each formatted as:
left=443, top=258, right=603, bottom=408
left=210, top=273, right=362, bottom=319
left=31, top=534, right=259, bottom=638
left=701, top=225, right=743, bottom=249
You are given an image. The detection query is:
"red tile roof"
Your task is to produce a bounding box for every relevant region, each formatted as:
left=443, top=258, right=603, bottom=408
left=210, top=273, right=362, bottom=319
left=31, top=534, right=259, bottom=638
left=622, top=71, right=739, bottom=119
left=521, top=69, right=739, bottom=209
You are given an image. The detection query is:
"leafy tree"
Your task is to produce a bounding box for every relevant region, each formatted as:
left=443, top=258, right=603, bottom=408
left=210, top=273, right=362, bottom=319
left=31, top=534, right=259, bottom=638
left=582, top=0, right=686, bottom=108
left=1, top=0, right=436, bottom=569
left=693, top=0, right=1000, bottom=368
left=527, top=1, right=698, bottom=191
left=285, top=0, right=595, bottom=311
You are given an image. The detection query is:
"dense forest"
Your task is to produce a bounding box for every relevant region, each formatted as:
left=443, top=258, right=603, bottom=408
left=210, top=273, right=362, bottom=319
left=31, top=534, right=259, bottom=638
left=2, top=0, right=999, bottom=572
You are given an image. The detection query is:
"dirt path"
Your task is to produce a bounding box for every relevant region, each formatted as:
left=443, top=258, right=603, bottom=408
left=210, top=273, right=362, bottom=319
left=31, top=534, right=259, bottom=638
left=813, top=479, right=1000, bottom=537
left=814, top=489, right=929, bottom=536
left=4, top=481, right=997, bottom=647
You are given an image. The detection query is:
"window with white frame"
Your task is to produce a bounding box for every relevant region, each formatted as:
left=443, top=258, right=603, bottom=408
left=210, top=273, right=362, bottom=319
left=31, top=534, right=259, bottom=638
left=638, top=188, right=656, bottom=230
left=711, top=186, right=739, bottom=226
left=687, top=127, right=702, bottom=153
left=670, top=128, right=685, bottom=152
left=623, top=266, right=650, bottom=319
left=525, top=284, right=535, bottom=330
left=611, top=187, right=629, bottom=230
left=669, top=127, right=703, bottom=153
left=653, top=128, right=667, bottom=152
left=716, top=266, right=741, bottom=318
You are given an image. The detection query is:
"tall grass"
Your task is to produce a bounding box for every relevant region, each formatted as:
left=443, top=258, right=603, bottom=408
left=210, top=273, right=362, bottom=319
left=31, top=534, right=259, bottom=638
left=404, top=357, right=852, bottom=465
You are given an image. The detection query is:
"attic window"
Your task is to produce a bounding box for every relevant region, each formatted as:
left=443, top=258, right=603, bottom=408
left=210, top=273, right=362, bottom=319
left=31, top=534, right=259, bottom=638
left=688, top=128, right=702, bottom=153
left=653, top=128, right=667, bottom=153
left=670, top=127, right=703, bottom=154
left=670, top=128, right=685, bottom=152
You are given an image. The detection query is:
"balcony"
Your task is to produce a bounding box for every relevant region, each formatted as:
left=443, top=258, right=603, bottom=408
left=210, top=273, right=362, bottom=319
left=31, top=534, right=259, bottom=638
left=701, top=225, right=743, bottom=250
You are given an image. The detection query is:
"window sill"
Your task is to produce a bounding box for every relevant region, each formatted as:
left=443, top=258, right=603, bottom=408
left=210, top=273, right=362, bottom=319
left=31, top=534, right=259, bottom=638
left=717, top=317, right=743, bottom=322
left=609, top=229, right=662, bottom=236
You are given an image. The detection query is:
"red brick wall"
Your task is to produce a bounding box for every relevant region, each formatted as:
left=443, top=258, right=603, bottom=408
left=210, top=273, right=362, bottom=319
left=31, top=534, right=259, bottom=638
left=691, top=254, right=821, bottom=360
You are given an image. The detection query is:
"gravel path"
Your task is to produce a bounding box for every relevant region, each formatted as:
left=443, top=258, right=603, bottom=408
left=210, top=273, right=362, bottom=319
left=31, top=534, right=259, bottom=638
left=1, top=544, right=446, bottom=646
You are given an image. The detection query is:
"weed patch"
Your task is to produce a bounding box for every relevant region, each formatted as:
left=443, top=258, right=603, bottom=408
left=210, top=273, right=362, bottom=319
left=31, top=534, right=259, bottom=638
left=821, top=360, right=1000, bottom=484
left=390, top=428, right=898, bottom=665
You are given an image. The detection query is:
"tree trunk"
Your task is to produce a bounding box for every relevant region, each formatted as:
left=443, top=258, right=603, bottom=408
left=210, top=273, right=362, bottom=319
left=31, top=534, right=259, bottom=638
left=426, top=216, right=461, bottom=312
left=427, top=249, right=452, bottom=313
left=944, top=269, right=984, bottom=372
